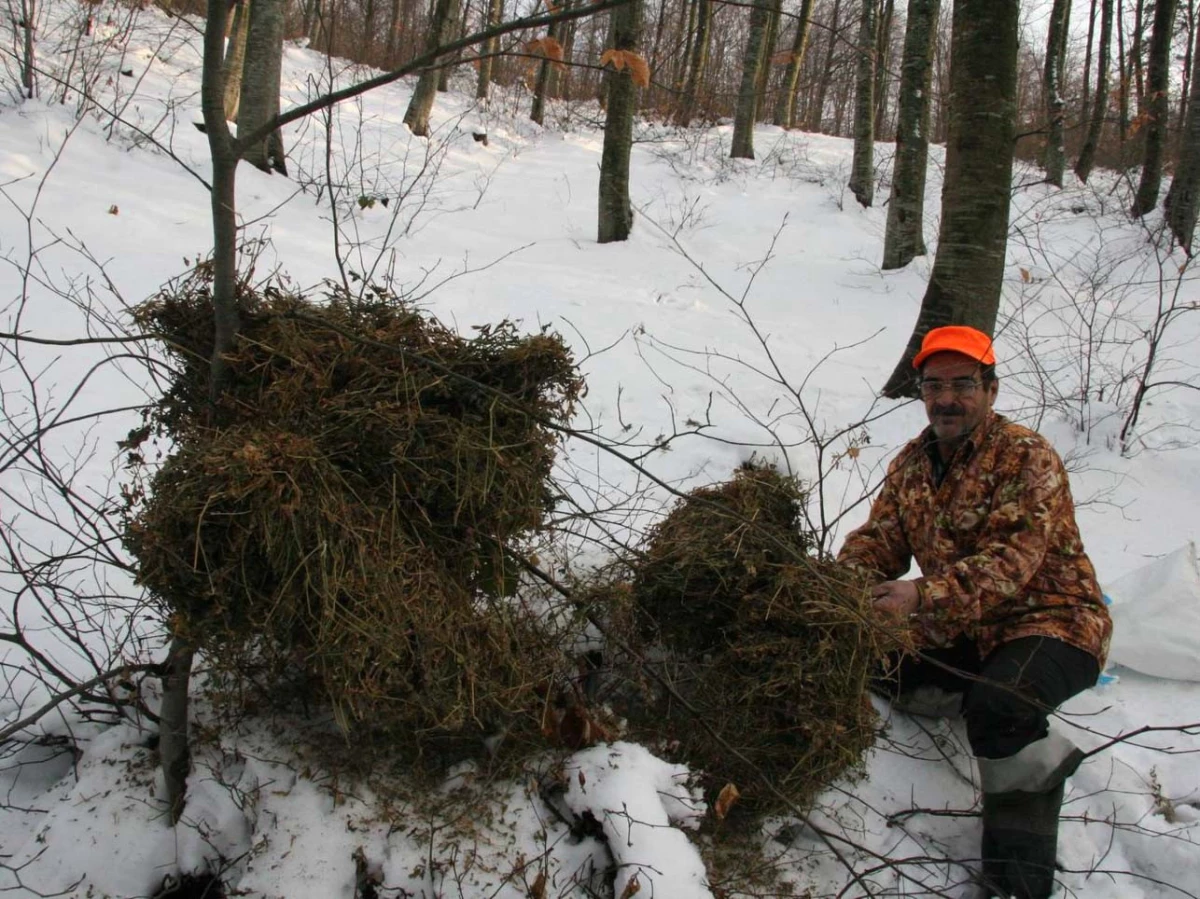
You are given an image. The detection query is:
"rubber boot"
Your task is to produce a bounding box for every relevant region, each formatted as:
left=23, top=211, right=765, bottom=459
left=979, top=781, right=1064, bottom=899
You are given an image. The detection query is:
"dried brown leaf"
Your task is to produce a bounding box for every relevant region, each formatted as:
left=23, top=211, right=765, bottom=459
left=714, top=782, right=741, bottom=820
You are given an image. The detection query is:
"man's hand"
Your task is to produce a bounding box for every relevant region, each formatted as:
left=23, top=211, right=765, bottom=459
left=870, top=580, right=919, bottom=619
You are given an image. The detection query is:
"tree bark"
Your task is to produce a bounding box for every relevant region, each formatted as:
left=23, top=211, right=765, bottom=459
left=731, top=0, right=773, bottom=158
left=848, top=0, right=878, bottom=206
left=1165, top=9, right=1200, bottom=250
left=476, top=0, right=503, bottom=99
left=1118, top=0, right=1130, bottom=143
left=773, top=0, right=814, bottom=127
left=882, top=0, right=1020, bottom=397
left=754, top=0, right=782, bottom=113
left=532, top=5, right=567, bottom=124
left=1179, top=0, right=1196, bottom=133
left=1130, top=0, right=1146, bottom=106
left=676, top=0, right=711, bottom=126
left=20, top=0, right=35, bottom=98
left=1081, top=0, right=1097, bottom=123
left=165, top=0, right=245, bottom=824
left=882, top=0, right=939, bottom=269
left=598, top=0, right=643, bottom=242
left=1076, top=0, right=1113, bottom=181
left=873, top=0, right=895, bottom=137
left=809, top=0, right=843, bottom=131
left=223, top=0, right=251, bottom=121
left=1131, top=0, right=1177, bottom=216
left=239, top=0, right=288, bottom=174
left=403, top=0, right=461, bottom=136
left=1042, top=0, right=1071, bottom=187
left=437, top=0, right=467, bottom=92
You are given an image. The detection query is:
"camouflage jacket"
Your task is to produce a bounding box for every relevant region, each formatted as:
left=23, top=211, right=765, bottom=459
left=838, top=413, right=1112, bottom=664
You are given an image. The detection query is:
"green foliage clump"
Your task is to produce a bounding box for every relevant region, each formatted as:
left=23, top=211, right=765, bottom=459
left=125, top=270, right=583, bottom=756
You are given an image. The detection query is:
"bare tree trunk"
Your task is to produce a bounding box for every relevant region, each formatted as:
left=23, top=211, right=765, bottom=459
left=873, top=0, right=894, bottom=137
left=676, top=0, right=698, bottom=96
left=403, top=0, right=461, bottom=136
left=882, top=0, right=1020, bottom=397
left=20, top=0, right=35, bottom=98
left=1166, top=7, right=1200, bottom=250
left=754, top=0, right=782, bottom=113
left=809, top=0, right=843, bottom=131
left=1081, top=0, right=1097, bottom=124
left=532, top=4, right=568, bottom=124
left=848, top=0, right=878, bottom=206
left=1132, top=0, right=1177, bottom=216
left=475, top=0, right=503, bottom=99
left=561, top=13, right=579, bottom=100
left=676, top=0, right=711, bottom=125
left=167, top=0, right=245, bottom=824
left=1076, top=0, right=1113, bottom=182
left=731, top=0, right=773, bottom=158
left=773, top=0, right=814, bottom=127
left=1118, top=0, right=1130, bottom=144
left=239, top=0, right=287, bottom=174
left=437, top=0, right=467, bottom=92
left=1179, top=0, right=1196, bottom=132
left=302, top=0, right=321, bottom=44
left=1131, top=0, right=1146, bottom=106
left=363, top=0, right=378, bottom=62
left=882, top=0, right=939, bottom=269
left=1043, top=0, right=1071, bottom=186
left=598, top=0, right=644, bottom=242
left=223, top=0, right=251, bottom=121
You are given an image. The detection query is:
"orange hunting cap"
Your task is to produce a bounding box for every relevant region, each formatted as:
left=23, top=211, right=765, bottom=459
left=911, top=325, right=997, bottom=369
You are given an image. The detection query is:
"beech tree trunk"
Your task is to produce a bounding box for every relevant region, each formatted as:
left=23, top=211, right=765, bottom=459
left=872, top=0, right=894, bottom=137
left=1043, top=0, right=1071, bottom=187
left=809, top=0, right=843, bottom=131
left=532, top=6, right=568, bottom=124
left=882, top=0, right=938, bottom=269
left=1131, top=0, right=1177, bottom=216
left=676, top=0, right=711, bottom=126
left=848, top=0, right=878, bottom=206
left=1081, top=0, right=1097, bottom=124
left=754, top=0, right=782, bottom=112
left=1165, top=10, right=1200, bottom=250
left=882, top=0, right=1020, bottom=397
left=239, top=0, right=287, bottom=174
left=773, top=0, right=814, bottom=128
left=1076, top=0, right=1113, bottom=182
left=403, top=0, right=460, bottom=136
left=731, top=0, right=773, bottom=158
left=598, top=0, right=643, bottom=242
left=476, top=0, right=503, bottom=100
left=223, top=0, right=251, bottom=121
left=165, top=0, right=246, bottom=823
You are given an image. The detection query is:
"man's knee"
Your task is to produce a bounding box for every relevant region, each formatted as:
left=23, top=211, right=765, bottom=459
left=964, top=676, right=1046, bottom=757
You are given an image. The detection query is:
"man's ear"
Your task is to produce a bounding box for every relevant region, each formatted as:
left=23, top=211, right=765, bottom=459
left=987, top=378, right=1000, bottom=404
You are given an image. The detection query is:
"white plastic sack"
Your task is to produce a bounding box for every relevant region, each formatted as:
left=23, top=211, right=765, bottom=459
left=1105, top=542, right=1200, bottom=682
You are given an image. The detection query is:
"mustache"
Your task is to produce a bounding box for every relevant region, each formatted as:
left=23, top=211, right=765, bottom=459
left=931, top=404, right=965, bottom=416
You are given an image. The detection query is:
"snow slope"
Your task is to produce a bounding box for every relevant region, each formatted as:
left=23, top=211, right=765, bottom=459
left=2, top=3, right=1199, bottom=896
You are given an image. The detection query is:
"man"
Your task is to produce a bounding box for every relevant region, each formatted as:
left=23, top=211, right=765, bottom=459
left=838, top=325, right=1112, bottom=899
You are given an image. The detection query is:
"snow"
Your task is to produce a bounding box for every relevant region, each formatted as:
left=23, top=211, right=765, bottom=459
left=2, top=2, right=1199, bottom=897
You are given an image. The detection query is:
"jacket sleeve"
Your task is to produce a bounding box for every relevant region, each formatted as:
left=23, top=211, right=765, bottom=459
left=837, top=456, right=914, bottom=583
left=912, top=437, right=1064, bottom=644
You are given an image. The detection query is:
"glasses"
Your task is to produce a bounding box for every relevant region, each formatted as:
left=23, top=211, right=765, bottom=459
left=918, top=377, right=983, bottom=399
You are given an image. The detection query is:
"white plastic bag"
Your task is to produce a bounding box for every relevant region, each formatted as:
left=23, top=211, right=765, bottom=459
left=1105, top=542, right=1200, bottom=682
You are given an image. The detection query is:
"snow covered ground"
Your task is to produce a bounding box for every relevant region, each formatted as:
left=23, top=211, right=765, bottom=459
left=2, top=3, right=1199, bottom=897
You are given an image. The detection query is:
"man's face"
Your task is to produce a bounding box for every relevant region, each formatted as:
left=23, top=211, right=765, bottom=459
left=919, top=352, right=998, bottom=446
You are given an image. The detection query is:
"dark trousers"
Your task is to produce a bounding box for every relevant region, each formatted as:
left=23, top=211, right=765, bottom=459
left=882, top=636, right=1099, bottom=759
